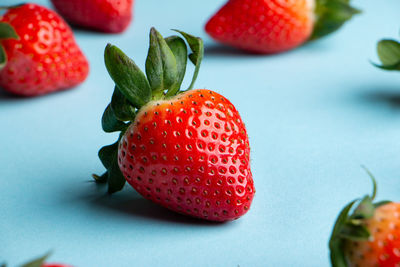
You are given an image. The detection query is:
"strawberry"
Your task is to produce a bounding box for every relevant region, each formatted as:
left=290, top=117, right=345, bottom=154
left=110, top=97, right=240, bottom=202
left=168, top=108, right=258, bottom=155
left=329, top=168, right=400, bottom=267
left=0, top=3, right=89, bottom=96
left=205, top=0, right=360, bottom=54
left=93, top=28, right=255, bottom=222
left=51, top=0, right=134, bottom=33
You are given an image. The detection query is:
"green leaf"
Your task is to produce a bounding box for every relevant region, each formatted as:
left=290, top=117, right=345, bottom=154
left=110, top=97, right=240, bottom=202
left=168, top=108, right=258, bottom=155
left=145, top=28, right=178, bottom=96
left=104, top=44, right=151, bottom=108
left=21, top=252, right=50, bottom=267
left=375, top=39, right=400, bottom=70
left=108, top=155, right=126, bottom=194
left=1, top=263, right=6, bottom=267
left=374, top=200, right=392, bottom=208
left=351, top=196, right=374, bottom=220
left=98, top=142, right=119, bottom=169
left=92, top=171, right=108, bottom=183
left=312, top=0, right=360, bottom=40
left=329, top=200, right=357, bottom=267
left=0, top=45, right=7, bottom=70
left=173, top=30, right=204, bottom=90
left=0, top=22, right=18, bottom=39
left=111, top=86, right=136, bottom=121
left=339, top=223, right=370, bottom=241
left=101, top=104, right=127, bottom=133
left=165, top=36, right=188, bottom=97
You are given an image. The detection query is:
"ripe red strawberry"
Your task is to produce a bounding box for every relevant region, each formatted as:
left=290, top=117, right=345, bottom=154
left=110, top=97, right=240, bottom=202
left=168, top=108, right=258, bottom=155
left=51, top=0, right=134, bottom=33
left=0, top=3, right=89, bottom=96
left=329, top=169, right=400, bottom=267
left=205, top=0, right=360, bottom=54
left=93, top=28, right=255, bottom=222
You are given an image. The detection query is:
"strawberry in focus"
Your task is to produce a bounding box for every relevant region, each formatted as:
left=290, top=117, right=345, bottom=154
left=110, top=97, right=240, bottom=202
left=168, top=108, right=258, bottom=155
left=94, top=28, right=255, bottom=222
left=0, top=3, right=89, bottom=96
left=51, top=0, right=134, bottom=33
left=205, top=0, right=360, bottom=54
left=329, top=168, right=400, bottom=267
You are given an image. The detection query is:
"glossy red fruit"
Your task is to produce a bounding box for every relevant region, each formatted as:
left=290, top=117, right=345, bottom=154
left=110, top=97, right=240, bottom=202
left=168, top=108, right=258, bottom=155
left=118, top=90, right=254, bottom=221
left=329, top=170, right=400, bottom=267
left=51, top=0, right=134, bottom=33
left=94, top=28, right=255, bottom=222
left=0, top=3, right=89, bottom=96
left=205, top=0, right=359, bottom=54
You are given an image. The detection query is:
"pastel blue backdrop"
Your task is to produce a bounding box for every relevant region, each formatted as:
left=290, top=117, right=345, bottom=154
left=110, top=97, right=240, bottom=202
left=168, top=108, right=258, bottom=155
left=1, top=0, right=400, bottom=266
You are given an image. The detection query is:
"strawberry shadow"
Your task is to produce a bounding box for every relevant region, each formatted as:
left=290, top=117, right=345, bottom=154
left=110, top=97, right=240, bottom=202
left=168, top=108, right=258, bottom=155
left=85, top=183, right=226, bottom=226
left=357, top=86, right=400, bottom=110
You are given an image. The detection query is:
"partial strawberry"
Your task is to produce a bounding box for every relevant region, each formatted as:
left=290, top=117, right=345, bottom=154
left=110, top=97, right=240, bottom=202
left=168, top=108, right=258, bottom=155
left=329, top=168, right=400, bottom=267
left=2, top=252, right=73, bottom=267
left=51, top=0, right=134, bottom=33
left=374, top=34, right=400, bottom=71
left=0, top=3, right=89, bottom=96
left=93, top=28, right=255, bottom=222
left=205, top=0, right=360, bottom=54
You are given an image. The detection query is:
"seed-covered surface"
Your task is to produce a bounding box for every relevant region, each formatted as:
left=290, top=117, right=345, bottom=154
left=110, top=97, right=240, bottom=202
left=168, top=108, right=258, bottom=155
left=51, top=0, right=133, bottom=33
left=205, top=0, right=314, bottom=54
left=118, top=89, right=255, bottom=221
left=0, top=4, right=89, bottom=96
left=345, top=203, right=400, bottom=267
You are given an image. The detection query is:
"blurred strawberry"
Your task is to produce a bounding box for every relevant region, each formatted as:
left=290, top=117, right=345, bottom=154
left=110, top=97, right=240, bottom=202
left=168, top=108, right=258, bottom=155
left=205, top=0, right=360, bottom=54
left=0, top=3, right=89, bottom=96
left=51, top=0, right=134, bottom=33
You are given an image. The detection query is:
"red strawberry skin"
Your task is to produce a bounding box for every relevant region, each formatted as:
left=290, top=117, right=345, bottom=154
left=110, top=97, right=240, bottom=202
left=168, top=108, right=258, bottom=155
left=345, top=202, right=400, bottom=267
left=0, top=3, right=89, bottom=96
left=205, top=0, right=314, bottom=54
left=118, top=89, right=255, bottom=222
left=51, top=0, right=133, bottom=33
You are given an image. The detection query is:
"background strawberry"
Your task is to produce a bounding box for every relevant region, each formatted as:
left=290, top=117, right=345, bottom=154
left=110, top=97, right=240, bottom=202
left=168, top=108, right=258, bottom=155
left=205, top=0, right=360, bottom=54
left=0, top=3, right=89, bottom=96
left=1, top=252, right=73, bottom=267
left=93, top=28, right=255, bottom=222
left=329, top=169, right=400, bottom=267
left=51, top=0, right=134, bottom=33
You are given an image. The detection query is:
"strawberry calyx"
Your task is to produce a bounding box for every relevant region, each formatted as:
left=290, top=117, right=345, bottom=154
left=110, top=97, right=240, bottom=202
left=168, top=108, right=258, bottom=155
left=311, top=0, right=361, bottom=40
left=18, top=252, right=51, bottom=267
left=93, top=28, right=204, bottom=193
left=373, top=37, right=400, bottom=71
left=0, top=18, right=19, bottom=69
left=329, top=167, right=391, bottom=267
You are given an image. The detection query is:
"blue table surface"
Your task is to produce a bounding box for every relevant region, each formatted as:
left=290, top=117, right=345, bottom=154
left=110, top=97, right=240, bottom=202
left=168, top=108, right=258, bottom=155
left=1, top=0, right=400, bottom=266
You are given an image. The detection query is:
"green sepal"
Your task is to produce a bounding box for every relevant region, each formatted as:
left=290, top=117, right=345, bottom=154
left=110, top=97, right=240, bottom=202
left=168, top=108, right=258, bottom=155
left=98, top=142, right=119, bottom=169
left=374, top=200, right=392, bottom=208
left=0, top=4, right=26, bottom=10
left=145, top=27, right=178, bottom=96
left=21, top=252, right=51, bottom=267
left=104, top=44, right=151, bottom=108
left=107, top=154, right=126, bottom=194
left=311, top=0, right=360, bottom=40
left=92, top=171, right=108, bottom=183
left=351, top=196, right=374, bottom=220
left=0, top=45, right=7, bottom=70
left=1, top=263, right=6, bottom=267
left=172, top=30, right=204, bottom=90
left=164, top=36, right=188, bottom=96
left=329, top=200, right=357, bottom=267
left=339, top=223, right=370, bottom=241
left=0, top=22, right=19, bottom=39
left=374, top=39, right=400, bottom=71
left=111, top=86, right=136, bottom=121
left=101, top=104, right=128, bottom=133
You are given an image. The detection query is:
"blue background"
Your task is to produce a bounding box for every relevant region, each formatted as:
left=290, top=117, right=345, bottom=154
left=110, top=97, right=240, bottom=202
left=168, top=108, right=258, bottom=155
left=1, top=0, right=400, bottom=266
